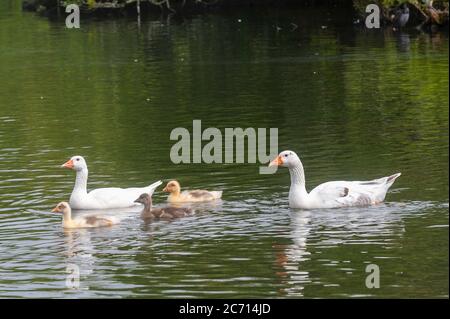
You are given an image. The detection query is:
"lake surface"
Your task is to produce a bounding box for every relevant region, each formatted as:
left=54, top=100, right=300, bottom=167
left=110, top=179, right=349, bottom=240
left=0, top=2, right=448, bottom=298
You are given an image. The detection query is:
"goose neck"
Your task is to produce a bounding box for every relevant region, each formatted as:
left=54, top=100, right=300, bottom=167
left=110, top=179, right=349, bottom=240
left=62, top=207, right=72, bottom=223
left=289, top=162, right=306, bottom=187
left=143, top=200, right=153, bottom=213
left=172, top=189, right=181, bottom=197
left=74, top=168, right=88, bottom=194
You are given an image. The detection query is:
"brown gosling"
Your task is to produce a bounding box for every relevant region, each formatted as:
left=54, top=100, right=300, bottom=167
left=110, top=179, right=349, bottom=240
left=134, top=193, right=194, bottom=221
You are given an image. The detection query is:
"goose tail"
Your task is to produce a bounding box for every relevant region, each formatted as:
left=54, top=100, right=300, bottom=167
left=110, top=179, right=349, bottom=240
left=386, top=173, right=401, bottom=187
left=146, top=180, right=163, bottom=195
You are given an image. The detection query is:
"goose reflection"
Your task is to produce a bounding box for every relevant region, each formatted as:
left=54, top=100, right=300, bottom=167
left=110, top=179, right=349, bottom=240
left=275, top=203, right=411, bottom=297
left=60, top=207, right=134, bottom=291
left=62, top=228, right=95, bottom=291
left=274, top=211, right=312, bottom=297
left=395, top=32, right=411, bottom=52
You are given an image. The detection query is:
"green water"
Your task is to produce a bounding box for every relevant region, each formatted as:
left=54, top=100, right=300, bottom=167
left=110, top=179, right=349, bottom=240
left=0, top=2, right=448, bottom=298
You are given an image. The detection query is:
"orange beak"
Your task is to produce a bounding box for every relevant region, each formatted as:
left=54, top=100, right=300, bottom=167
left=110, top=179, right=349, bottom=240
left=269, top=155, right=283, bottom=167
left=51, top=206, right=60, bottom=213
left=162, top=186, right=169, bottom=192
left=61, top=159, right=74, bottom=169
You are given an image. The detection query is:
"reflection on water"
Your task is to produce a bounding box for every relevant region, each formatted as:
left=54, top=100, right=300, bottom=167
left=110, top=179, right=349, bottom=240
left=273, top=202, right=428, bottom=297
left=274, top=211, right=312, bottom=297
left=395, top=32, right=410, bottom=52
left=0, top=3, right=448, bottom=298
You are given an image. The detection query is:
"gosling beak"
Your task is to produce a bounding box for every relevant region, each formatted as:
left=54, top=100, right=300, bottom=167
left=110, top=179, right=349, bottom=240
left=162, top=186, right=168, bottom=192
left=51, top=206, right=59, bottom=213
left=134, top=198, right=141, bottom=204
left=269, top=155, right=283, bottom=167
left=61, top=159, right=74, bottom=169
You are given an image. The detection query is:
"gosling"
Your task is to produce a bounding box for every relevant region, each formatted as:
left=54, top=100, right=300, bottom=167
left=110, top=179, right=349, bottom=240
left=162, top=180, right=222, bottom=203
left=51, top=202, right=118, bottom=229
left=134, top=193, right=194, bottom=221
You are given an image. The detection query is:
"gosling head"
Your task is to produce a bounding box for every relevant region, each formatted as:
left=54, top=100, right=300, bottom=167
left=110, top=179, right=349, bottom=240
left=269, top=150, right=301, bottom=169
left=61, top=155, right=87, bottom=172
left=134, top=193, right=152, bottom=207
left=52, top=202, right=70, bottom=214
left=162, top=180, right=181, bottom=194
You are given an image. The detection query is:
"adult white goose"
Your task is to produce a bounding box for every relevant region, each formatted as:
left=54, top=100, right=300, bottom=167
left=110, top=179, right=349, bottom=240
left=269, top=150, right=401, bottom=209
left=61, top=155, right=162, bottom=210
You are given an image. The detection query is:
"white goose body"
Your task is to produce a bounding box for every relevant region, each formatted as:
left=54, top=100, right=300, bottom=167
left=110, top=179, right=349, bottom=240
left=270, top=151, right=401, bottom=209
left=62, top=156, right=162, bottom=210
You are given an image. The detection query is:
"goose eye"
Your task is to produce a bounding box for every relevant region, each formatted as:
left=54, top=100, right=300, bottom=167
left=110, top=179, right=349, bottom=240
left=284, top=154, right=288, bottom=157
left=76, top=158, right=80, bottom=161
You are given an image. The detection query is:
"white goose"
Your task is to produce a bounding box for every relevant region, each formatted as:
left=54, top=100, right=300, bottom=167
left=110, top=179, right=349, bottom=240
left=269, top=150, right=401, bottom=209
left=61, top=155, right=162, bottom=210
